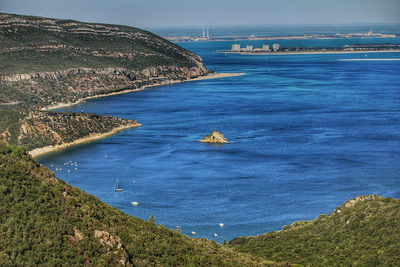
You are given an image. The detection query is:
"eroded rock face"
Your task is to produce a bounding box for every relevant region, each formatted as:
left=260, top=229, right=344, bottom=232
left=18, top=111, right=141, bottom=150
left=198, top=131, right=229, bottom=144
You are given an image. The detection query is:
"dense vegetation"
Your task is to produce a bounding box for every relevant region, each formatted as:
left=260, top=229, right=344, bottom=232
left=229, top=195, right=400, bottom=266
left=0, top=13, right=206, bottom=74
left=0, top=142, right=288, bottom=266
left=0, top=12, right=209, bottom=151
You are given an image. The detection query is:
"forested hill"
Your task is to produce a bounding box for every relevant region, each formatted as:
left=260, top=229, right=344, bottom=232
left=0, top=12, right=210, bottom=151
left=229, top=194, right=400, bottom=266
left=0, top=142, right=288, bottom=266
left=0, top=12, right=208, bottom=75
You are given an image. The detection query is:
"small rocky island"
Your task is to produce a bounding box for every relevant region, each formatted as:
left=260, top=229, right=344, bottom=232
left=198, top=131, right=229, bottom=144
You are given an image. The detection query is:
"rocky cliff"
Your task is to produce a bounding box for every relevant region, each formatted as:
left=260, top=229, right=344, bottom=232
left=17, top=111, right=141, bottom=151
left=0, top=12, right=211, bottom=152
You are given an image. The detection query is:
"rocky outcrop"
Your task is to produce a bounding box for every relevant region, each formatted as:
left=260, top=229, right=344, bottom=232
left=19, top=111, right=141, bottom=151
left=198, top=131, right=229, bottom=144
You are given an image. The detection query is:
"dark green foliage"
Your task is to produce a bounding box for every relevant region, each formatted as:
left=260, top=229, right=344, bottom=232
left=229, top=195, right=400, bottom=266
left=0, top=13, right=200, bottom=75
left=0, top=142, right=283, bottom=266
left=0, top=12, right=209, bottom=151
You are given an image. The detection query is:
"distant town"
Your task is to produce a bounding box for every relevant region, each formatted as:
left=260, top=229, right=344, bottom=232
left=230, top=43, right=280, bottom=52
left=165, top=28, right=398, bottom=42
left=218, top=43, right=400, bottom=55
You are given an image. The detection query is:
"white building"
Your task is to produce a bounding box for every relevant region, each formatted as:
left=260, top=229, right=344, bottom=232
left=272, top=43, right=280, bottom=51
left=262, top=44, right=270, bottom=52
left=232, top=44, right=241, bottom=51
left=245, top=45, right=253, bottom=51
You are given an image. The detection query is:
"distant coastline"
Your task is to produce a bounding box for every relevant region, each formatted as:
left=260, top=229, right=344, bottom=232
left=222, top=49, right=400, bottom=56
left=166, top=32, right=398, bottom=43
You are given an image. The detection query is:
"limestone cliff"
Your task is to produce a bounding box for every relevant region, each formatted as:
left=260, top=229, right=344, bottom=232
left=18, top=111, right=141, bottom=151
left=0, top=12, right=211, bottom=152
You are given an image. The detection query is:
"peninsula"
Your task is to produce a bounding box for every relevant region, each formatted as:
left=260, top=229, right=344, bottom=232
left=219, top=43, right=400, bottom=55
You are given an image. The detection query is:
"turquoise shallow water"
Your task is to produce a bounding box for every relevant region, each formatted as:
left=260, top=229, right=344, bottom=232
left=38, top=38, right=400, bottom=242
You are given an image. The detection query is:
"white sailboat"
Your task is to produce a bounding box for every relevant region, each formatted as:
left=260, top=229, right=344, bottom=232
left=114, top=179, right=123, bottom=192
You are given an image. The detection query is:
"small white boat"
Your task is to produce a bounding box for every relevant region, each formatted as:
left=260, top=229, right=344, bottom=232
left=114, top=179, right=123, bottom=192
left=219, top=223, right=224, bottom=227
left=191, top=231, right=196, bottom=235
left=214, top=233, right=218, bottom=237
left=131, top=201, right=139, bottom=206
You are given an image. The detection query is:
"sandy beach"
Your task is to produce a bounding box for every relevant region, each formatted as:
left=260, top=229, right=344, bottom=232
left=29, top=123, right=141, bottom=158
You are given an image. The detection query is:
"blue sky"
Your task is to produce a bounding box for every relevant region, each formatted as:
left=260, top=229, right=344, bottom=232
left=1, top=0, right=399, bottom=28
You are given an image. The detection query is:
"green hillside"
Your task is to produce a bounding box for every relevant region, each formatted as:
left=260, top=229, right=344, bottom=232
left=229, top=195, right=400, bottom=266
left=0, top=12, right=209, bottom=152
left=0, top=142, right=288, bottom=266
left=0, top=13, right=207, bottom=74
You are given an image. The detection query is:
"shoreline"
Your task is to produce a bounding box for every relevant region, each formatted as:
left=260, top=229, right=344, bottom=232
left=32, top=72, right=243, bottom=158
left=219, top=50, right=400, bottom=56
left=338, top=58, right=400, bottom=61
left=42, top=72, right=245, bottom=111
left=29, top=123, right=141, bottom=158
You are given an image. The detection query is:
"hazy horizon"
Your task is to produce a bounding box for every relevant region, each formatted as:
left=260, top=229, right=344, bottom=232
left=1, top=0, right=399, bottom=28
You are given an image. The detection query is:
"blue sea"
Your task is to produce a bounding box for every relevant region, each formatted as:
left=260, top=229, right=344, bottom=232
left=38, top=35, right=400, bottom=242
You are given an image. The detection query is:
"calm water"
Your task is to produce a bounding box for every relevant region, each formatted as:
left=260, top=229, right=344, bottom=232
left=38, top=38, right=400, bottom=242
